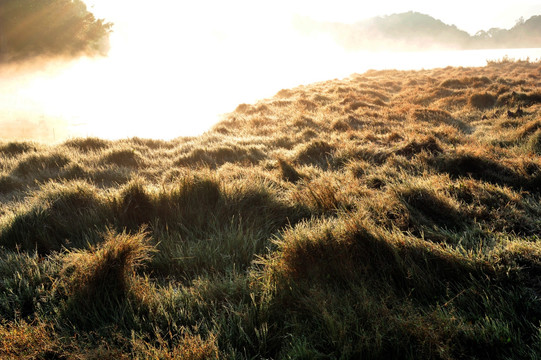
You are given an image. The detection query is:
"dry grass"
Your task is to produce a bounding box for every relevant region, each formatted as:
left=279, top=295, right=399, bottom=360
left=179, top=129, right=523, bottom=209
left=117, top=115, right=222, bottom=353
left=1, top=60, right=541, bottom=358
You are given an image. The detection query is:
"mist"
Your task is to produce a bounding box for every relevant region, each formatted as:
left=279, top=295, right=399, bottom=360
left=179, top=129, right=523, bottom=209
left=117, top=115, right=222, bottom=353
left=1, top=1, right=540, bottom=142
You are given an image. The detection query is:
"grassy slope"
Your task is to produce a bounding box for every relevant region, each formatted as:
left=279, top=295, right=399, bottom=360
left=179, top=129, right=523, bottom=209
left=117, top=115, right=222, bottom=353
left=1, top=59, right=541, bottom=359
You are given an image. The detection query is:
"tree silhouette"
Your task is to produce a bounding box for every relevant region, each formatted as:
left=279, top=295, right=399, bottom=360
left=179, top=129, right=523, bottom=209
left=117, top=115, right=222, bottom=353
left=0, top=0, right=112, bottom=61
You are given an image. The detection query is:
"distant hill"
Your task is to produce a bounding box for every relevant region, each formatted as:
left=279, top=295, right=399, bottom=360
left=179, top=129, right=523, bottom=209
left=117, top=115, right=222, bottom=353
left=473, top=15, right=541, bottom=49
left=294, top=12, right=541, bottom=51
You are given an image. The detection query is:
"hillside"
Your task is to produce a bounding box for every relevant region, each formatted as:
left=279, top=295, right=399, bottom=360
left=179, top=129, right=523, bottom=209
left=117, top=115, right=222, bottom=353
left=295, top=12, right=541, bottom=50
left=1, top=59, right=541, bottom=358
left=475, top=15, right=541, bottom=49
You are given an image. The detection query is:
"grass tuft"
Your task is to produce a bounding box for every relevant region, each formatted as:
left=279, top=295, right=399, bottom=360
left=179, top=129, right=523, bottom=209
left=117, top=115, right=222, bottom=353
left=101, top=148, right=142, bottom=168
left=526, top=130, right=541, bottom=154
left=0, top=141, right=36, bottom=157
left=0, top=174, right=23, bottom=194
left=115, top=179, right=154, bottom=229
left=294, top=140, right=335, bottom=167
left=397, top=185, right=464, bottom=232
left=277, top=158, right=303, bottom=183
left=57, top=229, right=153, bottom=329
left=13, top=152, right=70, bottom=177
left=396, top=136, right=443, bottom=157
left=63, top=137, right=110, bottom=152
left=0, top=181, right=107, bottom=253
left=175, top=145, right=265, bottom=168
left=469, top=92, right=497, bottom=109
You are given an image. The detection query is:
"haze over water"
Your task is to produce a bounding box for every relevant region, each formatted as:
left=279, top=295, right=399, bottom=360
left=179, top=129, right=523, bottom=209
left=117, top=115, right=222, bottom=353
left=1, top=1, right=540, bottom=142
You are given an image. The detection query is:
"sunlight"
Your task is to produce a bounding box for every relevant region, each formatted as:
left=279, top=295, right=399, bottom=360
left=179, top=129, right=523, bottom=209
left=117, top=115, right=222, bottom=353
left=2, top=0, right=354, bottom=140
left=3, top=2, right=541, bottom=357
left=1, top=0, right=540, bottom=141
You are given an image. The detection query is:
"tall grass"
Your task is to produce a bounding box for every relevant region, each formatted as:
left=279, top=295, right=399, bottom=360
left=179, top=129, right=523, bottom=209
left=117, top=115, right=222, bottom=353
left=55, top=229, right=153, bottom=330
left=1, top=60, right=541, bottom=358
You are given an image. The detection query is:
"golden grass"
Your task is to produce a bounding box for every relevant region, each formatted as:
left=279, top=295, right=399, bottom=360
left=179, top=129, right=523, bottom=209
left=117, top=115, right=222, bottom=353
left=1, top=59, right=541, bottom=358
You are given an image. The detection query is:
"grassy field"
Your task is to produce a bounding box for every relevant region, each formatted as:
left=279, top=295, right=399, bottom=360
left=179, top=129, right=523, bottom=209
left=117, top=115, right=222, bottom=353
left=1, top=59, right=541, bottom=359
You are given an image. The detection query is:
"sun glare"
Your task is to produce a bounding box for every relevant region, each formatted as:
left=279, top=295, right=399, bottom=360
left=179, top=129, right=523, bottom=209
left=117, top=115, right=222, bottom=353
left=1, top=0, right=540, bottom=141
left=1, top=1, right=352, bottom=141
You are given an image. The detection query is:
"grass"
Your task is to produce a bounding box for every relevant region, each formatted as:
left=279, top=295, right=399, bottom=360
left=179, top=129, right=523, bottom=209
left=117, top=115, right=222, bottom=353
left=1, top=60, right=541, bottom=358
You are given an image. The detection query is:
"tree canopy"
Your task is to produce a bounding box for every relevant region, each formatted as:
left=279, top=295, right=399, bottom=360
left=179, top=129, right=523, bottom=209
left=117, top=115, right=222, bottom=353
left=0, top=0, right=112, bottom=61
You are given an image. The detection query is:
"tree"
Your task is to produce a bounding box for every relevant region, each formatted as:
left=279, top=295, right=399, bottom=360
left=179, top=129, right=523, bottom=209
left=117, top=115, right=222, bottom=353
left=0, top=0, right=112, bottom=61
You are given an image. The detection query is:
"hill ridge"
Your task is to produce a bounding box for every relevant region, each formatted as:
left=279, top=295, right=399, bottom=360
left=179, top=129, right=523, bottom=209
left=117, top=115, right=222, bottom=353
left=294, top=11, right=541, bottom=50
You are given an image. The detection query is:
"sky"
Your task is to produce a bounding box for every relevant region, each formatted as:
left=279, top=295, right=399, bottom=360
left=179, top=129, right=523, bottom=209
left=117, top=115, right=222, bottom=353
left=1, top=1, right=541, bottom=141
left=280, top=1, right=541, bottom=34
left=86, top=0, right=541, bottom=36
